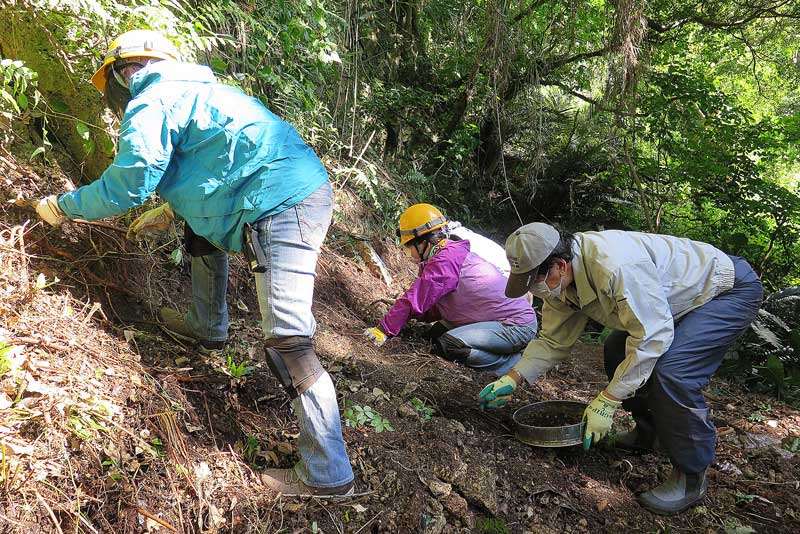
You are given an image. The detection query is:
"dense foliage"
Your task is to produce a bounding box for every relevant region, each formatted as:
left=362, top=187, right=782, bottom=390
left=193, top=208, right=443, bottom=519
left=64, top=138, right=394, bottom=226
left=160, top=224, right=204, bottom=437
left=2, top=0, right=799, bottom=398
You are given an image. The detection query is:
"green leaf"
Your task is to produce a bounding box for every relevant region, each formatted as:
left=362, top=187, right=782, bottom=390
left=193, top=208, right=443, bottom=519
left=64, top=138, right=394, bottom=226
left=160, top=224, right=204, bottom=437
left=766, top=354, right=785, bottom=383
left=98, top=133, right=115, bottom=157
left=789, top=328, right=800, bottom=354
left=15, top=92, right=27, bottom=110
left=29, top=146, right=45, bottom=160
left=50, top=98, right=69, bottom=114
left=210, top=58, right=228, bottom=72
left=169, top=247, right=183, bottom=266
left=75, top=122, right=90, bottom=141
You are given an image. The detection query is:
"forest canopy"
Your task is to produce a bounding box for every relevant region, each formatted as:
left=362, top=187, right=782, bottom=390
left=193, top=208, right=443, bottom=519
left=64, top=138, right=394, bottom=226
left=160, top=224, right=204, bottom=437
left=0, top=0, right=798, bottom=288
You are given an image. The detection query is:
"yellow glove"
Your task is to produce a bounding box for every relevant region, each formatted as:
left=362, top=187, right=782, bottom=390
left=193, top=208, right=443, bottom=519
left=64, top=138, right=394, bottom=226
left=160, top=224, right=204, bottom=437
left=582, top=391, right=621, bottom=450
left=363, top=327, right=387, bottom=347
left=35, top=195, right=67, bottom=227
left=127, top=204, right=175, bottom=239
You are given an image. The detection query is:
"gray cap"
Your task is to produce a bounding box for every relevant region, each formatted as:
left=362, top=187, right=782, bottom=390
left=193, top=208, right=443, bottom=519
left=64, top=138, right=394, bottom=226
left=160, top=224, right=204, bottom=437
left=504, top=222, right=560, bottom=298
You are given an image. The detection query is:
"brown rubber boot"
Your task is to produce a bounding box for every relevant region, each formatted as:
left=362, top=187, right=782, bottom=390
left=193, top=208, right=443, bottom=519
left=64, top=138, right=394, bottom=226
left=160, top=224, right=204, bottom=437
left=158, top=308, right=225, bottom=352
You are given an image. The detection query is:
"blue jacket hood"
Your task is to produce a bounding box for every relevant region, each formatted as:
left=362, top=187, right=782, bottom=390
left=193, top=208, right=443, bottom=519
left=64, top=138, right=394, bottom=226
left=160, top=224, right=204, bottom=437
left=129, top=61, right=217, bottom=97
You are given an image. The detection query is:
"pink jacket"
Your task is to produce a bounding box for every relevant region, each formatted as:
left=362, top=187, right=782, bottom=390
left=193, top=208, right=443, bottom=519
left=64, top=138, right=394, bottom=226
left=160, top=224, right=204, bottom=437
left=379, top=240, right=537, bottom=336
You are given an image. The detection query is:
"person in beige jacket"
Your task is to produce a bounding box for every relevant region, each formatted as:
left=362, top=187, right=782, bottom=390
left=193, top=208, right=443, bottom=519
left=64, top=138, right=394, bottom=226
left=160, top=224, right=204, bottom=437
left=478, top=223, right=762, bottom=515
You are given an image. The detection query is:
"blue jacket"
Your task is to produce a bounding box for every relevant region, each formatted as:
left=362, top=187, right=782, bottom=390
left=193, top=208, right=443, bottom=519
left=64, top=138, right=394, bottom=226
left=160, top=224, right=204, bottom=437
left=58, top=61, right=328, bottom=251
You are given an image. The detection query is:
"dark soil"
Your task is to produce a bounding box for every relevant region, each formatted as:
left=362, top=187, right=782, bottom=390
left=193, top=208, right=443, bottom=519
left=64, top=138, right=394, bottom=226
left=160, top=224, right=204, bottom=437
left=517, top=412, right=583, bottom=428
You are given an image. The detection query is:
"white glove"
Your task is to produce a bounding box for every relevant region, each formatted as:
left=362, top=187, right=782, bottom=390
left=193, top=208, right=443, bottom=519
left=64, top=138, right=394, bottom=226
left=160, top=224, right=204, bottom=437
left=364, top=327, right=387, bottom=347
left=127, top=204, right=175, bottom=239
left=35, top=195, right=67, bottom=226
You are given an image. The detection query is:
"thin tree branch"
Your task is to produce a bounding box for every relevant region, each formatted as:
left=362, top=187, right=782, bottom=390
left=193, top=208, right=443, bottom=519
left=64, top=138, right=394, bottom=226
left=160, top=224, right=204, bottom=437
left=540, top=79, right=646, bottom=117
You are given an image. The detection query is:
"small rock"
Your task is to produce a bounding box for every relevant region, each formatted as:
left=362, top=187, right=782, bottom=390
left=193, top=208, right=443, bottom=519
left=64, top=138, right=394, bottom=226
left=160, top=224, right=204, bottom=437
left=401, top=382, right=419, bottom=396
left=769, top=446, right=794, bottom=461
left=716, top=461, right=743, bottom=476
left=453, top=463, right=498, bottom=514
left=767, top=420, right=779, bottom=428
left=440, top=492, right=468, bottom=520
left=578, top=518, right=588, bottom=527
left=740, top=432, right=781, bottom=450
left=397, top=403, right=417, bottom=418
left=423, top=476, right=452, bottom=498
left=742, top=467, right=758, bottom=479
left=725, top=403, right=736, bottom=411
left=423, top=498, right=446, bottom=534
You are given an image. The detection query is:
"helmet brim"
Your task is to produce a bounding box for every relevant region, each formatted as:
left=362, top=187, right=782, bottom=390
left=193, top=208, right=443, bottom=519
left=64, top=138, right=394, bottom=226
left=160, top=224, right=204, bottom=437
left=90, top=51, right=177, bottom=93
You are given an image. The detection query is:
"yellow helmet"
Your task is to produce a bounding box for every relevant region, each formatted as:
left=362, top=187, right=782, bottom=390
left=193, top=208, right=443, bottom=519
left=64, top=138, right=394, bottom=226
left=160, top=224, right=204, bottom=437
left=91, top=30, right=180, bottom=93
left=397, top=204, right=448, bottom=246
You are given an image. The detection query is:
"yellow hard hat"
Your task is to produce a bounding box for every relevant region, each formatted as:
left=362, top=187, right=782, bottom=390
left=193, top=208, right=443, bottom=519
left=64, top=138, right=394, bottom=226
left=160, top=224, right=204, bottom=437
left=91, top=30, right=180, bottom=93
left=397, top=204, right=448, bottom=246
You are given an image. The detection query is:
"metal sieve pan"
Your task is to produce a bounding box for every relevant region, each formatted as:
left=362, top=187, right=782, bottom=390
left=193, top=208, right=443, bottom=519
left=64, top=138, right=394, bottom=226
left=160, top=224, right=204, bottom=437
left=513, top=400, right=587, bottom=447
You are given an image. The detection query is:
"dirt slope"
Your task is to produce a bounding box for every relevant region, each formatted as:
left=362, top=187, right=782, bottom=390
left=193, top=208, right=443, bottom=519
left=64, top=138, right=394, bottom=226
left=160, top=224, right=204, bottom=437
left=0, top=147, right=799, bottom=534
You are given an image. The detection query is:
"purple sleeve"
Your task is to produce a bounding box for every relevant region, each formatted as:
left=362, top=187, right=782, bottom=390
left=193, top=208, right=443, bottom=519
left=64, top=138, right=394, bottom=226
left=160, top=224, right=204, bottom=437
left=378, top=255, right=461, bottom=336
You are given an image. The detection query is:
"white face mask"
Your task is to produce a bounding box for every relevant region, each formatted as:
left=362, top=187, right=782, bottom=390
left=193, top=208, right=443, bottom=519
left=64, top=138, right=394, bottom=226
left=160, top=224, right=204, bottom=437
left=530, top=266, right=563, bottom=300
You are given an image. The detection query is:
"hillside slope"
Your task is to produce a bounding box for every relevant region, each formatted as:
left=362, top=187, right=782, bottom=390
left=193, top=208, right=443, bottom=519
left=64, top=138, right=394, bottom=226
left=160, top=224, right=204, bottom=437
left=0, top=146, right=799, bottom=533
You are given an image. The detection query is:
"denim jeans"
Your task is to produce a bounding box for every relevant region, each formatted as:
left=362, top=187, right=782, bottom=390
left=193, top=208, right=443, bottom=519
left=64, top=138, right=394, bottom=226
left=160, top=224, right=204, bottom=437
left=603, top=256, right=762, bottom=473
left=444, top=321, right=538, bottom=376
left=185, top=181, right=353, bottom=488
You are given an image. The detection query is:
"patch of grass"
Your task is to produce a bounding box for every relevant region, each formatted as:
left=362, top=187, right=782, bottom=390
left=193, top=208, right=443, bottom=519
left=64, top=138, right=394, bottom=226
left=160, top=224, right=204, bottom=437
left=243, top=434, right=260, bottom=465
left=225, top=353, right=253, bottom=378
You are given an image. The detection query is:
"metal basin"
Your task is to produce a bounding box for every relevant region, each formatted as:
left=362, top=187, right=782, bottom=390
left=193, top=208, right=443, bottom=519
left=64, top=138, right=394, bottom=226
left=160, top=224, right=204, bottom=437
left=513, top=400, right=587, bottom=448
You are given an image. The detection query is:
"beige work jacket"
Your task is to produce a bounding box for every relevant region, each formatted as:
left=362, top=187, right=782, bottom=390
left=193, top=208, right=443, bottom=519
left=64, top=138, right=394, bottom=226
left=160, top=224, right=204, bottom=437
left=514, top=230, right=735, bottom=399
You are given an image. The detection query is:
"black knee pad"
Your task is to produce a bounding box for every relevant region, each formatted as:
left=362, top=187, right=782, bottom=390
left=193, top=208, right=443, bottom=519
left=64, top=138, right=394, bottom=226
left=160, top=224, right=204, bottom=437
left=435, top=333, right=471, bottom=364
left=184, top=223, right=217, bottom=257
left=264, top=336, right=325, bottom=399
left=425, top=321, right=450, bottom=340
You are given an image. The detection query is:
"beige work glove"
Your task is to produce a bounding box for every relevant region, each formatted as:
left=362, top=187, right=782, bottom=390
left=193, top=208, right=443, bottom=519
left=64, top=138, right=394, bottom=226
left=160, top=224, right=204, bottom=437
left=35, top=195, right=68, bottom=227
left=127, top=204, right=175, bottom=240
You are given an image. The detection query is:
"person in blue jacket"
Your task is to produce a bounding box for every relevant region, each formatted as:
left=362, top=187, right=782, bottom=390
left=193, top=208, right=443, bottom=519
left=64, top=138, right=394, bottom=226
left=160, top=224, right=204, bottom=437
left=34, top=30, right=354, bottom=497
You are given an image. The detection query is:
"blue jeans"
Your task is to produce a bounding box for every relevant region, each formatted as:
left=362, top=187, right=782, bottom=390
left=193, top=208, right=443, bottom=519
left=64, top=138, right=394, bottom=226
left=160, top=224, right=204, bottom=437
left=186, top=181, right=353, bottom=488
left=442, top=321, right=537, bottom=376
left=603, top=256, right=762, bottom=474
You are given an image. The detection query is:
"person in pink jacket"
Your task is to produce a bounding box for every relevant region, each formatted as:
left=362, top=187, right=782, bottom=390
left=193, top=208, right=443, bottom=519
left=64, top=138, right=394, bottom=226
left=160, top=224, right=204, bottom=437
left=364, top=204, right=537, bottom=374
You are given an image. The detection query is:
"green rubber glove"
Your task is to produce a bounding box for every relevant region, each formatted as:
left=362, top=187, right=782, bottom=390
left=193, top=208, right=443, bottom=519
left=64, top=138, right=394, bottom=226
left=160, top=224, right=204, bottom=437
left=478, top=374, right=518, bottom=410
left=582, top=391, right=621, bottom=450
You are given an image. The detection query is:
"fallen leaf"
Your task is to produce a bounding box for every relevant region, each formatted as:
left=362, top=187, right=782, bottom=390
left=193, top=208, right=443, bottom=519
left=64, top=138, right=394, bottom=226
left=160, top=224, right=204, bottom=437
left=350, top=504, right=368, bottom=513
left=597, top=498, right=609, bottom=512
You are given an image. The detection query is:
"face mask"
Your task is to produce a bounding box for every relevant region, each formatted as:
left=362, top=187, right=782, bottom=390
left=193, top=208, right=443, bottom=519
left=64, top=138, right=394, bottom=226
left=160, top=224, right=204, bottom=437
left=530, top=266, right=563, bottom=299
